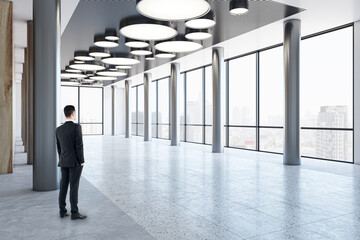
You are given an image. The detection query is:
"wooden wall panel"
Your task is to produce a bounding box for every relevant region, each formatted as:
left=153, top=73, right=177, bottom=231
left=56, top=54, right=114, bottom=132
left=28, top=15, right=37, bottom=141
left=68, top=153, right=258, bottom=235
left=0, top=1, right=13, bottom=174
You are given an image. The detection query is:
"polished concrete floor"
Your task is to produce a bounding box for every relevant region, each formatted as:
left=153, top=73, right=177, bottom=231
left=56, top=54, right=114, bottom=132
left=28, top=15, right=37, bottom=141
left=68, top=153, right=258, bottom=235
left=1, top=136, right=360, bottom=239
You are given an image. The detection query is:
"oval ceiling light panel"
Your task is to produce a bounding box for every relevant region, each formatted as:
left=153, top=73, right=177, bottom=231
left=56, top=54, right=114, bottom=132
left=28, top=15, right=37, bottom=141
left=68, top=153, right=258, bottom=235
left=90, top=76, right=117, bottom=81
left=229, top=0, right=249, bottom=15
left=89, top=46, right=111, bottom=58
left=145, top=52, right=155, bottom=60
left=185, top=11, right=216, bottom=29
left=155, top=50, right=175, bottom=59
left=102, top=53, right=141, bottom=65
left=130, top=47, right=152, bottom=56
left=105, top=28, right=119, bottom=41
left=65, top=65, right=82, bottom=73
left=94, top=34, right=119, bottom=48
left=155, top=35, right=203, bottom=53
left=69, top=60, right=106, bottom=71
left=115, top=65, right=132, bottom=70
left=125, top=38, right=150, bottom=48
left=185, top=28, right=212, bottom=40
left=120, top=16, right=178, bottom=41
left=74, top=51, right=94, bottom=61
left=136, top=0, right=210, bottom=21
left=61, top=80, right=80, bottom=86
left=61, top=70, right=87, bottom=79
left=97, top=69, right=127, bottom=77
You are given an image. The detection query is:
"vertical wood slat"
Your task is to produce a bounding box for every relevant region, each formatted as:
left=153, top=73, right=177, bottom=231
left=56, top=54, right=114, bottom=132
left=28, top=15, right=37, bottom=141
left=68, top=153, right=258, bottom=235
left=0, top=1, right=13, bottom=174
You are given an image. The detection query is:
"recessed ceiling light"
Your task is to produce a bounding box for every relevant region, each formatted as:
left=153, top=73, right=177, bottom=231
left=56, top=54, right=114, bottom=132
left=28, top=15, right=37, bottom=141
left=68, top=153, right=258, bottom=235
left=97, top=69, right=127, bottom=77
left=90, top=76, right=117, bottom=81
left=61, top=70, right=87, bottom=79
left=130, top=47, right=152, bottom=56
left=102, top=53, right=141, bottom=65
left=94, top=34, right=119, bottom=48
left=89, top=46, right=111, bottom=58
left=185, top=11, right=216, bottom=29
left=105, top=28, right=119, bottom=41
left=155, top=35, right=203, bottom=53
left=136, top=0, right=210, bottom=21
left=115, top=65, right=132, bottom=70
left=229, top=0, right=249, bottom=15
left=185, top=28, right=212, bottom=40
left=65, top=65, right=82, bottom=73
left=69, top=60, right=106, bottom=71
left=125, top=37, right=150, bottom=48
left=155, top=50, right=175, bottom=59
left=74, top=60, right=84, bottom=64
left=74, top=51, right=94, bottom=61
left=120, top=16, right=178, bottom=41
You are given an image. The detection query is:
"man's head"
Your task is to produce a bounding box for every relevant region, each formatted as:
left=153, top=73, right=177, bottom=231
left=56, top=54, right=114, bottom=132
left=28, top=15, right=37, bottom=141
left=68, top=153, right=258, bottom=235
left=64, top=105, right=76, bottom=120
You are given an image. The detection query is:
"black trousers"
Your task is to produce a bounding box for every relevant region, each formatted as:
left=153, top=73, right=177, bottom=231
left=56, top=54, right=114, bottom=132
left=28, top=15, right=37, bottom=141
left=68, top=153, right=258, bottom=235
left=59, top=166, right=83, bottom=214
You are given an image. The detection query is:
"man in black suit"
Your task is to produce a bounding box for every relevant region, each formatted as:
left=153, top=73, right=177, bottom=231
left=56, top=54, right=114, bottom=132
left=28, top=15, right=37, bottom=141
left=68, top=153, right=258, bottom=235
left=56, top=105, right=87, bottom=220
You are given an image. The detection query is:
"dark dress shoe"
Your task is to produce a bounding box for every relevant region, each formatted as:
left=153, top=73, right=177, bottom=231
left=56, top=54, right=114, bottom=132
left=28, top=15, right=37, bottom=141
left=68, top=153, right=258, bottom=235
left=60, top=212, right=70, bottom=218
left=71, top=213, right=87, bottom=220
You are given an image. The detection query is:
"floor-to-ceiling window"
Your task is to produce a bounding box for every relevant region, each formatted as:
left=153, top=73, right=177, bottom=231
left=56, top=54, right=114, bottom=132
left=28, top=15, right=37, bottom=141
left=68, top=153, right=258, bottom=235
left=300, top=26, right=353, bottom=162
left=157, top=77, right=170, bottom=139
left=137, top=84, right=144, bottom=136
left=60, top=86, right=103, bottom=135
left=131, top=86, right=137, bottom=136
left=204, top=66, right=212, bottom=145
left=179, top=73, right=185, bottom=141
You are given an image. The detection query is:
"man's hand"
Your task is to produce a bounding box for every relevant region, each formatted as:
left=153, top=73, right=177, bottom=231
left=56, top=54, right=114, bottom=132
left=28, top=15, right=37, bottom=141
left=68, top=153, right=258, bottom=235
left=81, top=163, right=85, bottom=167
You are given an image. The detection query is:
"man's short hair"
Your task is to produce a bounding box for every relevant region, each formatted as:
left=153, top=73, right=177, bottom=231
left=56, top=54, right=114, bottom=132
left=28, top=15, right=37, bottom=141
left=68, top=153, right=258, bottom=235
left=64, top=105, right=75, bottom=118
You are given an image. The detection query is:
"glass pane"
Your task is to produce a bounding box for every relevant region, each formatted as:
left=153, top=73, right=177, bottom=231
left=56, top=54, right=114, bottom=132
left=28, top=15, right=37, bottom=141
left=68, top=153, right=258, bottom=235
left=81, top=124, right=102, bottom=135
left=151, top=81, right=157, bottom=124
left=186, top=125, right=203, bottom=143
left=158, top=78, right=169, bottom=124
left=205, top=126, right=212, bottom=145
left=301, top=129, right=353, bottom=162
left=131, top=87, right=137, bottom=124
left=158, top=124, right=169, bottom=139
left=301, top=27, right=353, bottom=128
left=229, top=127, right=256, bottom=150
left=79, top=87, right=103, bottom=123
left=229, top=54, right=256, bottom=126
left=138, top=123, right=144, bottom=136
left=205, top=66, right=212, bottom=125
left=152, top=124, right=157, bottom=138
left=131, top=124, right=137, bottom=135
left=180, top=124, right=185, bottom=141
left=60, top=86, right=79, bottom=123
left=259, top=128, right=283, bottom=153
left=259, top=47, right=284, bottom=127
left=186, top=69, right=203, bottom=124
left=138, top=85, right=144, bottom=124
left=180, top=73, right=185, bottom=124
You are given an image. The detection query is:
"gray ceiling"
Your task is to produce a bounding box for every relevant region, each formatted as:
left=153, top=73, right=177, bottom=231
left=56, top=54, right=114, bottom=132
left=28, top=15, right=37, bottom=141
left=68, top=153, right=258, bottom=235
left=61, top=0, right=304, bottom=85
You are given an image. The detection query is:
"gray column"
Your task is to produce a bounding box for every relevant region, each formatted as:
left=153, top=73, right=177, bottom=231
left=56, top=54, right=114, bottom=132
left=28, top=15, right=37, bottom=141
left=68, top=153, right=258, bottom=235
left=212, top=47, right=225, bottom=153
left=125, top=80, right=132, bottom=138
left=354, top=21, right=360, bottom=164
left=283, top=19, right=301, bottom=165
left=33, top=0, right=61, bottom=190
left=111, top=85, right=115, bottom=136
left=170, top=63, right=180, bottom=146
left=144, top=73, right=152, bottom=141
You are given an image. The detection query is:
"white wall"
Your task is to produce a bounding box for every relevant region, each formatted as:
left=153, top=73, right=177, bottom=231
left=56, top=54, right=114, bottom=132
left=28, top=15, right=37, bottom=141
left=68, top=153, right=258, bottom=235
left=15, top=82, right=21, bottom=138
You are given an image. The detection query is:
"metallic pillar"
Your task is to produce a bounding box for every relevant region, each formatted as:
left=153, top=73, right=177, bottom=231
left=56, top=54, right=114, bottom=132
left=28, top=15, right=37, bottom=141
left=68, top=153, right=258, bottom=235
left=170, top=63, right=180, bottom=146
left=125, top=80, right=132, bottom=138
left=354, top=21, right=360, bottom=164
left=27, top=21, right=34, bottom=165
left=144, top=73, right=152, bottom=141
left=33, top=0, right=61, bottom=190
left=111, top=85, right=115, bottom=136
left=283, top=19, right=301, bottom=165
left=212, top=47, right=225, bottom=153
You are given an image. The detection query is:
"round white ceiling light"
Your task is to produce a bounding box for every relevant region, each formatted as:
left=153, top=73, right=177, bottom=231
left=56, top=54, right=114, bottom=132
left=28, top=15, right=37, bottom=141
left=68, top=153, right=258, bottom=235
left=90, top=76, right=117, bottom=81
left=65, top=65, right=82, bottom=73
left=145, top=52, right=155, bottom=60
left=185, top=11, right=216, bottom=29
left=130, top=47, right=152, bottom=56
left=61, top=70, right=87, bottom=79
left=94, top=34, right=119, bottom=48
left=155, top=50, right=175, bottom=59
left=102, top=53, right=141, bottom=65
left=69, top=60, right=106, bottom=71
left=97, top=69, right=127, bottom=77
left=105, top=28, right=119, bottom=41
left=136, top=0, right=210, bottom=21
left=115, top=65, right=132, bottom=70
left=120, top=16, right=178, bottom=41
left=125, top=38, right=150, bottom=48
left=155, top=35, right=203, bottom=53
left=89, top=46, right=111, bottom=58
left=185, top=28, right=212, bottom=40
left=229, top=0, right=249, bottom=15
left=61, top=80, right=80, bottom=86
left=74, top=51, right=94, bottom=61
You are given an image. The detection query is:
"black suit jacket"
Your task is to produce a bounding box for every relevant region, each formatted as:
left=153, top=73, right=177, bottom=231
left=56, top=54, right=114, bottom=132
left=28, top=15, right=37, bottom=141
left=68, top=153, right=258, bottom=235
left=56, top=121, right=85, bottom=167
